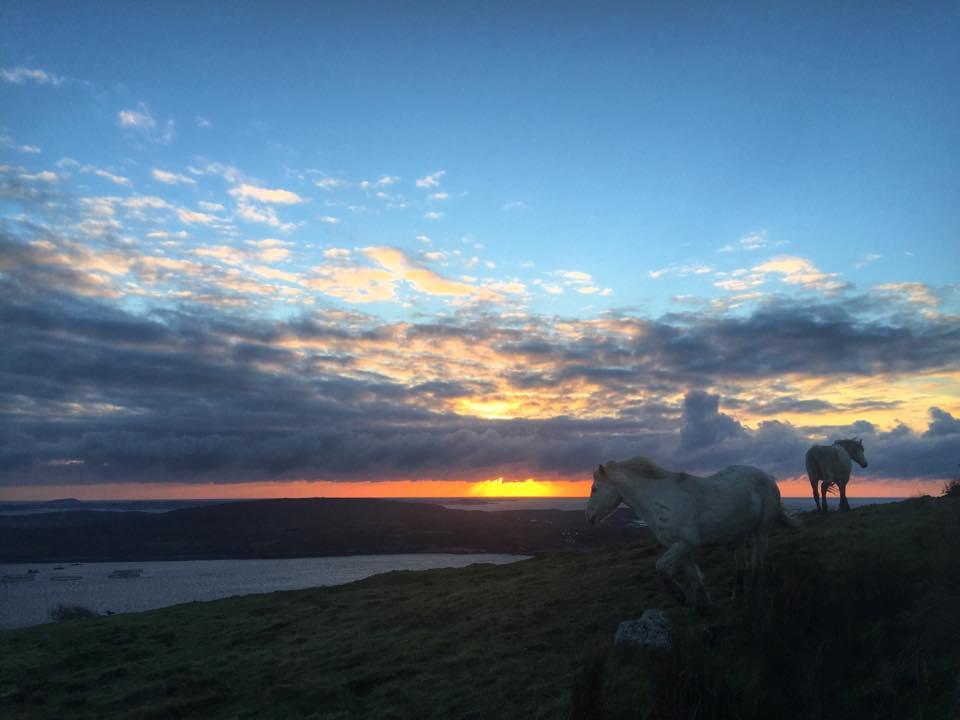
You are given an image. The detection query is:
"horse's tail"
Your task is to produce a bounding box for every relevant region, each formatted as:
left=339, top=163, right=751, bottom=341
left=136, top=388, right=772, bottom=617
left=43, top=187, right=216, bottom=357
left=777, top=504, right=801, bottom=530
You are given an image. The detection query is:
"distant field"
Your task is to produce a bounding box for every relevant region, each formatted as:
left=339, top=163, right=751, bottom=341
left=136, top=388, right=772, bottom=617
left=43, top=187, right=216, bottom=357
left=1, top=496, right=957, bottom=719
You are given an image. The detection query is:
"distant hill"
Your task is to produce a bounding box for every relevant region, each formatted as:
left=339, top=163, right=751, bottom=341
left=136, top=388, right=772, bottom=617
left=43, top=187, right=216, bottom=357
left=1, top=495, right=957, bottom=719
left=0, top=498, right=643, bottom=562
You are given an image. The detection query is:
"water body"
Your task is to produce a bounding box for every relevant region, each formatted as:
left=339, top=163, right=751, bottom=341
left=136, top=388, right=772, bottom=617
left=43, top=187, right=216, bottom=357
left=0, top=554, right=526, bottom=630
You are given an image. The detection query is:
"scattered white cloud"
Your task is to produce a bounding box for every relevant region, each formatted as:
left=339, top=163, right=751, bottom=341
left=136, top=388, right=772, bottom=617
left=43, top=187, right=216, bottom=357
left=118, top=106, right=155, bottom=130
left=873, top=282, right=939, bottom=307
left=0, top=135, right=41, bottom=154
left=229, top=183, right=303, bottom=205
left=753, top=255, right=847, bottom=293
left=152, top=169, right=196, bottom=185
left=177, top=208, right=220, bottom=225
left=416, top=170, right=446, bottom=189
left=1, top=66, right=64, bottom=86
left=719, top=230, right=784, bottom=253
left=198, top=201, right=225, bottom=212
left=117, top=104, right=174, bottom=144
left=314, top=177, right=346, bottom=190
left=195, top=116, right=212, bottom=129
left=424, top=211, right=444, bottom=221
left=235, top=202, right=298, bottom=232
left=430, top=192, right=449, bottom=201
left=855, top=253, right=883, bottom=268
left=318, top=216, right=340, bottom=225
left=323, top=248, right=351, bottom=258
left=551, top=269, right=613, bottom=297
left=20, top=170, right=59, bottom=182
left=502, top=200, right=527, bottom=211
left=648, top=264, right=713, bottom=279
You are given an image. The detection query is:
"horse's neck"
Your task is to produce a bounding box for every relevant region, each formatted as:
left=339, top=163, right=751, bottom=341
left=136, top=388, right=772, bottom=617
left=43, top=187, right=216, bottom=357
left=617, top=475, right=673, bottom=522
left=832, top=442, right=851, bottom=460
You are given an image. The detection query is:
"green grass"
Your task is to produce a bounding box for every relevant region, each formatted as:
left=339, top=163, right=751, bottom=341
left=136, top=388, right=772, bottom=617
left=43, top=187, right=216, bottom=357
left=2, top=496, right=958, bottom=719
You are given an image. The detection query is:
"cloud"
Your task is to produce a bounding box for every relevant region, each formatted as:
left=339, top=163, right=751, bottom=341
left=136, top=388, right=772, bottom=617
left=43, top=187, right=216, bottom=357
left=752, top=255, right=847, bottom=293
left=553, top=269, right=612, bottom=296
left=195, top=116, right=212, bottom=129
left=117, top=104, right=174, bottom=144
left=648, top=264, right=713, bottom=279
left=229, top=183, right=303, bottom=205
left=363, top=247, right=477, bottom=297
left=424, top=211, right=444, bottom=220
left=176, top=208, right=220, bottom=225
left=152, top=169, right=197, bottom=186
left=502, top=200, right=527, bottom=211
left=416, top=170, right=446, bottom=189
left=718, top=230, right=783, bottom=253
left=0, top=134, right=41, bottom=154
left=313, top=177, right=346, bottom=190
left=1, top=66, right=64, bottom=86
left=873, top=282, right=939, bottom=308
left=235, top=203, right=298, bottom=232
left=118, top=108, right=155, bottom=129
left=2, top=234, right=959, bottom=488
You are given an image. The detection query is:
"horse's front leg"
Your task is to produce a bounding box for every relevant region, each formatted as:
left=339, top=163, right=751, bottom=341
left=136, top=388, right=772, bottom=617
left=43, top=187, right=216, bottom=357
left=820, top=481, right=829, bottom=512
left=680, top=556, right=710, bottom=615
left=838, top=481, right=851, bottom=512
left=810, top=479, right=821, bottom=511
left=655, top=541, right=693, bottom=606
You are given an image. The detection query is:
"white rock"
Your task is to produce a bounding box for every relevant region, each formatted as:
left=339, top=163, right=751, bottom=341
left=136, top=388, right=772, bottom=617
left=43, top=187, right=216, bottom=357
left=614, top=609, right=672, bottom=649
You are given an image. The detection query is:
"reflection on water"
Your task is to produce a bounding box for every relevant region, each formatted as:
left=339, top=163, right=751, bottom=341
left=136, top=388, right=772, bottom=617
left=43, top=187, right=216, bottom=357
left=0, top=554, right=526, bottom=630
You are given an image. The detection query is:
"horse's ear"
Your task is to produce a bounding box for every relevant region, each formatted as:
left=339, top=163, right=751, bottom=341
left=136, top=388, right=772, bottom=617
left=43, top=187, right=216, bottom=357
left=597, top=464, right=606, bottom=475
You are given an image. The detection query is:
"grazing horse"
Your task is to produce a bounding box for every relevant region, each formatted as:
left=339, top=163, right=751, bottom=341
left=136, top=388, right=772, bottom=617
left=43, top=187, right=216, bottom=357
left=805, top=439, right=868, bottom=512
left=585, top=456, right=795, bottom=613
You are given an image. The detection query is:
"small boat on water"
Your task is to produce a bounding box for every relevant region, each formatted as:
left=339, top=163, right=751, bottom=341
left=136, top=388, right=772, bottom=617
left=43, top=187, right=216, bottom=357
left=2, top=574, right=36, bottom=583
left=50, top=575, right=83, bottom=581
left=108, top=569, right=143, bottom=579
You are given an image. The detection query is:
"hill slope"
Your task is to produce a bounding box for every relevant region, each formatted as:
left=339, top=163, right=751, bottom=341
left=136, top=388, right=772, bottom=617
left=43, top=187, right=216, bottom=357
left=0, top=499, right=641, bottom=562
left=1, top=496, right=958, bottom=719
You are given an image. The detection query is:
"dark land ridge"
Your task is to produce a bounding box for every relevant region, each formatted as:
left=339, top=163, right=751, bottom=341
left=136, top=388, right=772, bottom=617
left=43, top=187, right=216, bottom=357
left=0, top=498, right=643, bottom=562
left=1, top=495, right=958, bottom=718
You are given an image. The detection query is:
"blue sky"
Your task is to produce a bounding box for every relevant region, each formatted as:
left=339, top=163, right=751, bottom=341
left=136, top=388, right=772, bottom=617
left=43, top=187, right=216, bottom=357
left=1, top=2, right=958, bottom=495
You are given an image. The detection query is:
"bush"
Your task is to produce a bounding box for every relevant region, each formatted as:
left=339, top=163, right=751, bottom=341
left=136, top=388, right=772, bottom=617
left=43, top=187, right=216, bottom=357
left=49, top=603, right=100, bottom=621
left=942, top=478, right=960, bottom=498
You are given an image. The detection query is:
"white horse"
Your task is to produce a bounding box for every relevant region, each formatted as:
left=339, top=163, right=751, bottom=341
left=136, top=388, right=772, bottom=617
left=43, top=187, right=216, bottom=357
left=585, top=456, right=795, bottom=613
left=805, top=438, right=868, bottom=512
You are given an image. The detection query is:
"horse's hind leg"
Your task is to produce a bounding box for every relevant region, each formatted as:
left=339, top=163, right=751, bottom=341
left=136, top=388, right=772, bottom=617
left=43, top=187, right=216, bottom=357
left=655, top=542, right=692, bottom=606
left=733, top=542, right=747, bottom=599
left=749, top=532, right=769, bottom=591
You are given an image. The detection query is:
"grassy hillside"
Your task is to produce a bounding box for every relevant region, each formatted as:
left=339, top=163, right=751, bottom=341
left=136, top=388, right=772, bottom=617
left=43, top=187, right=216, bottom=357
left=2, top=496, right=958, bottom=719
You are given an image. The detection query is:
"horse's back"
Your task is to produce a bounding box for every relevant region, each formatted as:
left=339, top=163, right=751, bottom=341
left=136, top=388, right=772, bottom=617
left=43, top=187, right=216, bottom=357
left=806, top=444, right=851, bottom=485
left=695, top=466, right=780, bottom=543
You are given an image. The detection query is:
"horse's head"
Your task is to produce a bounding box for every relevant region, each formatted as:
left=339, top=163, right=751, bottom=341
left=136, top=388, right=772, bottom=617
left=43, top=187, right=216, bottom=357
left=837, top=437, right=868, bottom=468
left=847, top=438, right=868, bottom=468
left=585, top=463, right=622, bottom=526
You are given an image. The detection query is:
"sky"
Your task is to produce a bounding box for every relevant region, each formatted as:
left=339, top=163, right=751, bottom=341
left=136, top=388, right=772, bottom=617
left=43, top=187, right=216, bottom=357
left=1, top=1, right=958, bottom=500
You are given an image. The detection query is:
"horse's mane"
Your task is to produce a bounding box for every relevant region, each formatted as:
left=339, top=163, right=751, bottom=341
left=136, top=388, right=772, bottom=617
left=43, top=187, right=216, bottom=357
left=614, top=455, right=679, bottom=480
left=833, top=437, right=863, bottom=450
